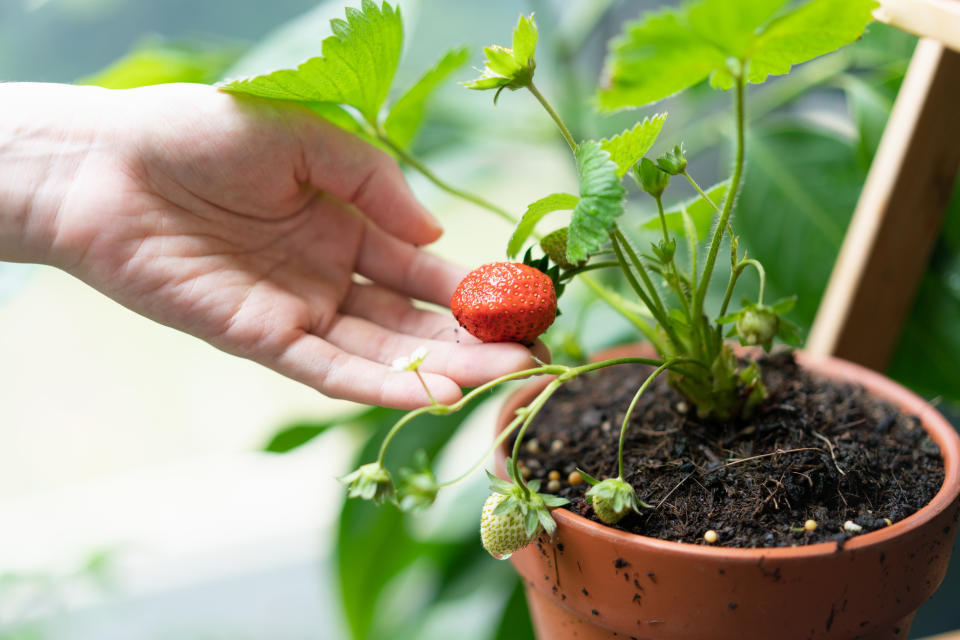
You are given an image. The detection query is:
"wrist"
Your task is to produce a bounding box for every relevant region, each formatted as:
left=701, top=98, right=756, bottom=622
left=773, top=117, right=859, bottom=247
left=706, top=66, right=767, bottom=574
left=0, top=83, right=106, bottom=266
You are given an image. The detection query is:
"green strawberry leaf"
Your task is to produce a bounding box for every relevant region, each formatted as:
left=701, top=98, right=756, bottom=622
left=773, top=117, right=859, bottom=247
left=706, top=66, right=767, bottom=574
left=512, top=13, right=538, bottom=66
left=770, top=294, right=798, bottom=314
left=384, top=46, right=470, bottom=149
left=524, top=507, right=540, bottom=536
left=747, top=0, right=878, bottom=85
left=537, top=508, right=558, bottom=536
left=687, top=0, right=790, bottom=60
left=219, top=0, right=403, bottom=125
left=540, top=494, right=570, bottom=508
left=715, top=311, right=743, bottom=325
left=79, top=41, right=241, bottom=89
left=596, top=7, right=726, bottom=112
left=493, top=496, right=520, bottom=516
left=576, top=468, right=601, bottom=485
left=598, top=113, right=668, bottom=178
left=308, top=102, right=365, bottom=134
left=643, top=179, right=730, bottom=240
left=777, top=316, right=803, bottom=345
left=597, top=0, right=876, bottom=111
left=507, top=192, right=579, bottom=258
left=567, top=142, right=626, bottom=264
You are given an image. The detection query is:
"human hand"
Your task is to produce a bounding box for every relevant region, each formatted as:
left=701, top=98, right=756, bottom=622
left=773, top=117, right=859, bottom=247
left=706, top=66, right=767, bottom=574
left=0, top=82, right=545, bottom=408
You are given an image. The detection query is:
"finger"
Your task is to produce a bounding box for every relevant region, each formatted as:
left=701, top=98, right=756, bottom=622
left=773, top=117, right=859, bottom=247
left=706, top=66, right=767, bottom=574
left=341, top=282, right=478, bottom=343
left=356, top=220, right=468, bottom=306
left=323, top=315, right=541, bottom=388
left=296, top=116, right=442, bottom=246
left=275, top=331, right=462, bottom=409
left=530, top=339, right=552, bottom=364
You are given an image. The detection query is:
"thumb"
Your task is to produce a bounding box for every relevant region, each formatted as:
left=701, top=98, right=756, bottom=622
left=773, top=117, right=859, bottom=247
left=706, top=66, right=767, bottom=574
left=296, top=114, right=443, bottom=246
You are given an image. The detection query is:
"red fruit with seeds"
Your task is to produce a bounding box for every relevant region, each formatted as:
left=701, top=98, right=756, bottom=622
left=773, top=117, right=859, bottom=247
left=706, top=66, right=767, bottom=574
left=450, top=262, right=557, bottom=344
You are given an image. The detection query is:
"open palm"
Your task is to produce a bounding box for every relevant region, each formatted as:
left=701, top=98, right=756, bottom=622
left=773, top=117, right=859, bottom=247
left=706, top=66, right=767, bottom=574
left=47, top=83, right=539, bottom=408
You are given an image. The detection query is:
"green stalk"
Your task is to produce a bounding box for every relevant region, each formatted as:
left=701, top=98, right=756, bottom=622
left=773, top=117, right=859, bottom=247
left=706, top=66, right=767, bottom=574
left=617, top=360, right=679, bottom=479
left=376, top=133, right=518, bottom=226
left=558, top=260, right=620, bottom=281
left=692, top=72, right=747, bottom=344
left=719, top=258, right=767, bottom=317
left=654, top=195, right=671, bottom=239
left=376, top=364, right=566, bottom=464
left=439, top=410, right=527, bottom=488
left=611, top=229, right=685, bottom=352
left=609, top=232, right=662, bottom=320
left=527, top=82, right=577, bottom=152
left=510, top=378, right=564, bottom=495
left=652, top=195, right=692, bottom=317
left=681, top=171, right=722, bottom=214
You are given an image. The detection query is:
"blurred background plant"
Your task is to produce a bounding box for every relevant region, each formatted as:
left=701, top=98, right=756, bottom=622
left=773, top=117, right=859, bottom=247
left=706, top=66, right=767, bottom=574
left=0, top=0, right=958, bottom=638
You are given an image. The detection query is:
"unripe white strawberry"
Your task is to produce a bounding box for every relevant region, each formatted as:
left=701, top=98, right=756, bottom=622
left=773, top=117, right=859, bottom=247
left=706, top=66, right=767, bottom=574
left=481, top=492, right=539, bottom=559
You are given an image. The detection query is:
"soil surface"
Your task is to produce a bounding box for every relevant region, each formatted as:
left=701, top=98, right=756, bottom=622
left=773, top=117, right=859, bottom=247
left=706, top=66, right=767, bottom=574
left=516, top=351, right=945, bottom=548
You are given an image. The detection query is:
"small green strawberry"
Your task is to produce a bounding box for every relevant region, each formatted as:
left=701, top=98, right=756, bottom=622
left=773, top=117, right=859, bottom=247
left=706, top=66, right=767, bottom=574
left=717, top=296, right=798, bottom=353
left=579, top=472, right=650, bottom=525
left=450, top=262, right=557, bottom=344
left=481, top=468, right=568, bottom=559
left=539, top=227, right=583, bottom=269
left=736, top=306, right=779, bottom=350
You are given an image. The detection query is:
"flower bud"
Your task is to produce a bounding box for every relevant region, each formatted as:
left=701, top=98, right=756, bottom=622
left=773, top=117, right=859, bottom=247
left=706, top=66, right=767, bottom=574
left=341, top=462, right=395, bottom=504
left=634, top=157, right=670, bottom=198
left=656, top=143, right=688, bottom=175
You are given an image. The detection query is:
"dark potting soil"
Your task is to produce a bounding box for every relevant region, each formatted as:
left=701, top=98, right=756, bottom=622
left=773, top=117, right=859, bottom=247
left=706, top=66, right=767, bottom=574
left=516, top=351, right=945, bottom=548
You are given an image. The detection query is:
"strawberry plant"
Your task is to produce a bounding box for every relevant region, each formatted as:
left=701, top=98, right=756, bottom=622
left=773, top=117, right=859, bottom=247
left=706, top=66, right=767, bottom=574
left=220, top=0, right=878, bottom=559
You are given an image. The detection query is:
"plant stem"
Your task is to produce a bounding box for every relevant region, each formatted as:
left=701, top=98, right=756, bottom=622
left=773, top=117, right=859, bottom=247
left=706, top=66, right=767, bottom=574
left=558, top=260, right=621, bottom=281
left=439, top=410, right=526, bottom=488
left=719, top=258, right=767, bottom=317
left=376, top=133, right=518, bottom=226
left=681, top=171, right=722, bottom=214
left=654, top=195, right=671, bottom=239
left=692, top=72, right=747, bottom=344
left=527, top=82, right=577, bottom=152
left=510, top=378, right=564, bottom=495
left=443, top=355, right=671, bottom=490
left=376, top=364, right=566, bottom=464
left=610, top=231, right=663, bottom=320
left=611, top=229, right=685, bottom=352
left=617, top=360, right=681, bottom=479
left=652, top=196, right=692, bottom=317
left=414, top=370, right=438, bottom=406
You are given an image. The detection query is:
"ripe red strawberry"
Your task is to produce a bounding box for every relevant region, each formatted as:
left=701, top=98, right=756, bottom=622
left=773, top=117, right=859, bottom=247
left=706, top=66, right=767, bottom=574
left=450, top=262, right=557, bottom=344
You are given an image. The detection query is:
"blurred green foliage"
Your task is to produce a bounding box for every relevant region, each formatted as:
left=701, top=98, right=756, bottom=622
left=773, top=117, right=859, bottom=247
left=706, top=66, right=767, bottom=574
left=77, top=39, right=241, bottom=88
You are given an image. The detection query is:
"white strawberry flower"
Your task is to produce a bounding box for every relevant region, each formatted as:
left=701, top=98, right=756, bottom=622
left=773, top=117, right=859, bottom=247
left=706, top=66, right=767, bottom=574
left=391, top=346, right=429, bottom=372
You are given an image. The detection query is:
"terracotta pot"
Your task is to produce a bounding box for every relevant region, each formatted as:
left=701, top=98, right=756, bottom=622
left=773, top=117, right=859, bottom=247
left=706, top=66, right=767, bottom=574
left=495, top=346, right=960, bottom=640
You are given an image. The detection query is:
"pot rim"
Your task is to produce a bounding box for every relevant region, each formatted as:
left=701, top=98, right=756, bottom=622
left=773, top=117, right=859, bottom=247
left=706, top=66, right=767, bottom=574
left=496, top=346, right=960, bottom=561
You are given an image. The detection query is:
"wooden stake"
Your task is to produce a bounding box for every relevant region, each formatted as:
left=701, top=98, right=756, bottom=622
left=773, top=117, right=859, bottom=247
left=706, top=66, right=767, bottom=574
left=806, top=39, right=960, bottom=370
